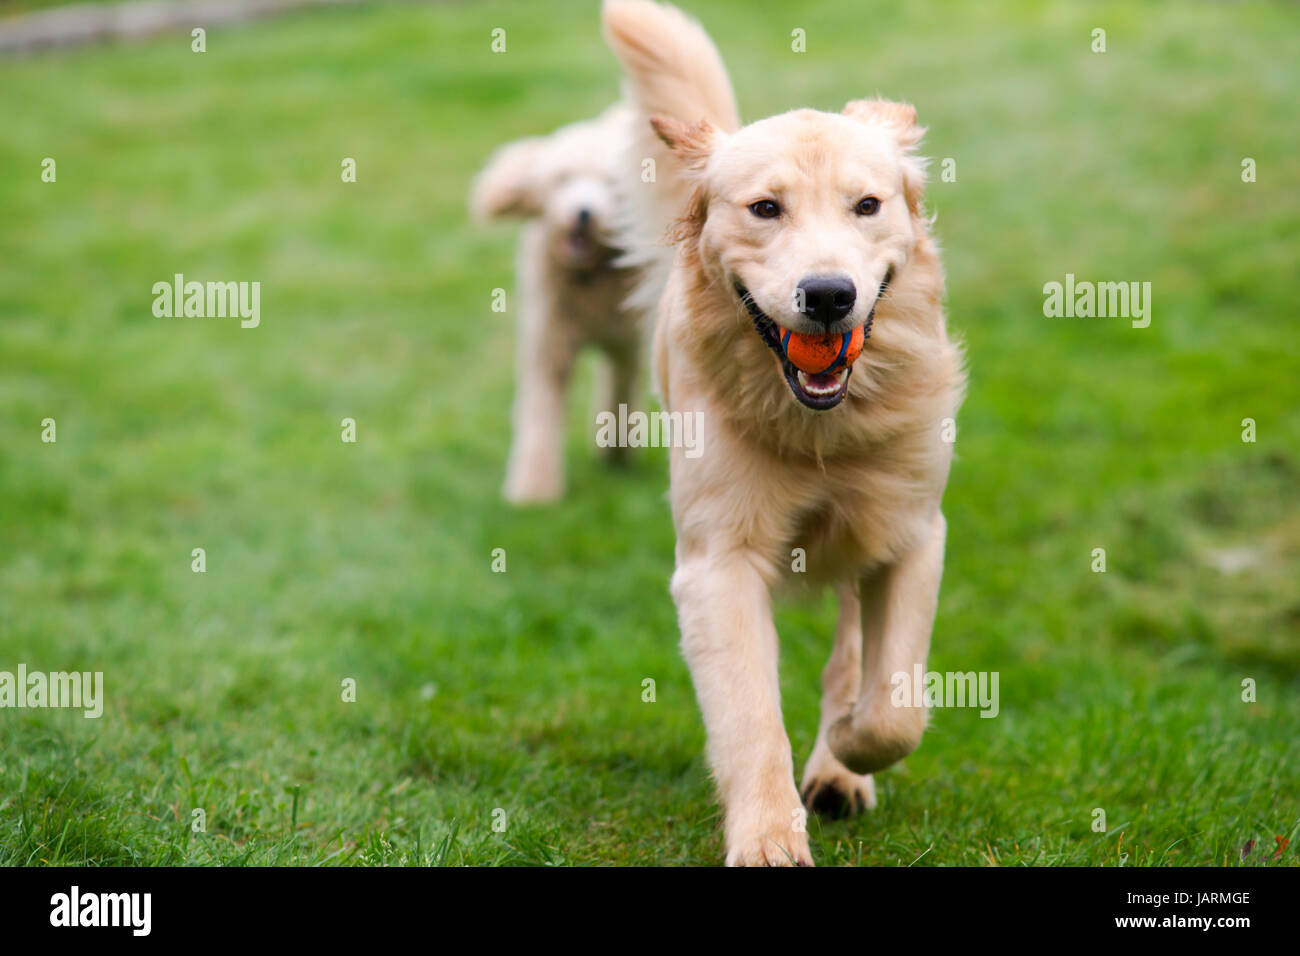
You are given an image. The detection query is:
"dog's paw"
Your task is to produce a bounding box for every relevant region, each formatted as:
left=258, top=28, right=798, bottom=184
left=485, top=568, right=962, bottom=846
left=725, top=817, right=813, bottom=867
left=800, top=770, right=876, bottom=819
left=800, top=744, right=877, bottom=818
left=502, top=474, right=563, bottom=505
left=827, top=702, right=926, bottom=776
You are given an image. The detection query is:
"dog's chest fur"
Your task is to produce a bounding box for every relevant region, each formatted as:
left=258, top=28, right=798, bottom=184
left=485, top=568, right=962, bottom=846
left=660, top=240, right=963, bottom=585
left=521, top=222, right=640, bottom=354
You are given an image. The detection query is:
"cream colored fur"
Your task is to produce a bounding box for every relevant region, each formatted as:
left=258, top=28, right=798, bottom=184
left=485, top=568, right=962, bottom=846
left=471, top=105, right=641, bottom=503
left=603, top=0, right=966, bottom=866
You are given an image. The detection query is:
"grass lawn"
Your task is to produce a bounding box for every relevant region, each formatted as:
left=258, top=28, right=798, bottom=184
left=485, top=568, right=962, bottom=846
left=0, top=0, right=1297, bottom=866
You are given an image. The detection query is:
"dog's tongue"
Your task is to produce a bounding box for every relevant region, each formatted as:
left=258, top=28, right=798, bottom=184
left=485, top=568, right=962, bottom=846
left=802, top=371, right=839, bottom=389
left=797, top=369, right=845, bottom=398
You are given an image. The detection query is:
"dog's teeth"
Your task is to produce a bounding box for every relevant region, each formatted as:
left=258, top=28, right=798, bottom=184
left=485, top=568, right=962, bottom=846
left=795, top=368, right=848, bottom=398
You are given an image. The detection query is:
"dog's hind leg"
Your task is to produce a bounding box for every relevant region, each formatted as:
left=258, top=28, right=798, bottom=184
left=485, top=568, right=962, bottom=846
left=800, top=582, right=877, bottom=817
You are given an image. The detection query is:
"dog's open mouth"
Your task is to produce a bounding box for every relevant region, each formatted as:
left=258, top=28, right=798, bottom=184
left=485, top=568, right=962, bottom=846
left=736, top=274, right=891, bottom=411
left=562, top=227, right=620, bottom=275
left=566, top=230, right=600, bottom=259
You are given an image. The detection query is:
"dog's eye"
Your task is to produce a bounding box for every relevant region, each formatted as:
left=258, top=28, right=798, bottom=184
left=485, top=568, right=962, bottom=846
left=748, top=200, right=780, bottom=219
left=855, top=197, right=881, bottom=216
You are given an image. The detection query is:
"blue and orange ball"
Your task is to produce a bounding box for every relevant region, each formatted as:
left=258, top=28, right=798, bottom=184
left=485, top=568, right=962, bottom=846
left=778, top=324, right=865, bottom=375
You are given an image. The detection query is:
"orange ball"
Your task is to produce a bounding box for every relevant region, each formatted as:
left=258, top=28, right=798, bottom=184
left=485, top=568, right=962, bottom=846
left=779, top=323, right=865, bottom=375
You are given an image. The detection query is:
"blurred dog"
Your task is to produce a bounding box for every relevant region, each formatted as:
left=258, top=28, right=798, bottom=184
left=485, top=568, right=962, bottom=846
left=604, top=0, right=965, bottom=865
left=471, top=105, right=641, bottom=504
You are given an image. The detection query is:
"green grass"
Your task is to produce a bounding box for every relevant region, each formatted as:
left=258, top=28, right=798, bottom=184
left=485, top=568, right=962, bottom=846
left=1, top=0, right=1297, bottom=866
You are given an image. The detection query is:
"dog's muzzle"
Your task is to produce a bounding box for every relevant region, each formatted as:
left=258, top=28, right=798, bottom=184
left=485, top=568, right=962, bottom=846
left=737, top=269, right=893, bottom=411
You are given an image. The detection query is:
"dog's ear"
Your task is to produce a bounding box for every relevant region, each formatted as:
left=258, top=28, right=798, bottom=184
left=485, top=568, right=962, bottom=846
left=843, top=99, right=924, bottom=149
left=650, top=115, right=718, bottom=172
left=843, top=98, right=928, bottom=217
left=668, top=185, right=710, bottom=244
left=470, top=136, right=548, bottom=220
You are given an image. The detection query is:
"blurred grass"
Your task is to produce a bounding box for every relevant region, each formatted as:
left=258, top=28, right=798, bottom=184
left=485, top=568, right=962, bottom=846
left=3, top=0, right=132, bottom=14
left=0, top=0, right=1297, bottom=865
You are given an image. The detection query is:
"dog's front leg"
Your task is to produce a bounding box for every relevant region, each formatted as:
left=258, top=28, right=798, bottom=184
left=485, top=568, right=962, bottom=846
left=595, top=343, right=639, bottom=466
left=503, top=273, right=575, bottom=504
left=800, top=583, right=877, bottom=817
left=672, top=548, right=811, bottom=866
left=828, top=511, right=946, bottom=774
left=503, top=355, right=572, bottom=503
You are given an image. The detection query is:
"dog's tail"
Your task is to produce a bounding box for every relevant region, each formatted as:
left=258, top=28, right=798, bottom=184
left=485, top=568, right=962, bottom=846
left=602, top=0, right=740, bottom=322
left=469, top=135, right=546, bottom=222
left=603, top=0, right=739, bottom=137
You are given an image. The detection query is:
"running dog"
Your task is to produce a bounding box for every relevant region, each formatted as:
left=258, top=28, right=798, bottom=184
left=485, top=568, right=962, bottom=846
left=471, top=105, right=642, bottom=503
left=603, top=0, right=965, bottom=865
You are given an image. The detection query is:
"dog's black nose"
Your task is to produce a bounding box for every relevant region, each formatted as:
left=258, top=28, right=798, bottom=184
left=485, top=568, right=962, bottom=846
left=576, top=208, right=593, bottom=229
left=797, top=275, right=856, bottom=326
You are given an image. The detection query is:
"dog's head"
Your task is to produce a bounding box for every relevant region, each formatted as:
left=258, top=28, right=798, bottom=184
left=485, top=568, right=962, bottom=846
left=471, top=107, right=629, bottom=272
left=653, top=100, right=928, bottom=410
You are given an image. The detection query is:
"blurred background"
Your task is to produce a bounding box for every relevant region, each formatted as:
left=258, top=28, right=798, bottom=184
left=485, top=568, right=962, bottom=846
left=0, top=0, right=1296, bottom=865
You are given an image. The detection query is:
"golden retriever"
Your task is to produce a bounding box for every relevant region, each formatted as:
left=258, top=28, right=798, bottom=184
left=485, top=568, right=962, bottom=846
left=603, top=0, right=965, bottom=865
left=471, top=105, right=642, bottom=503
